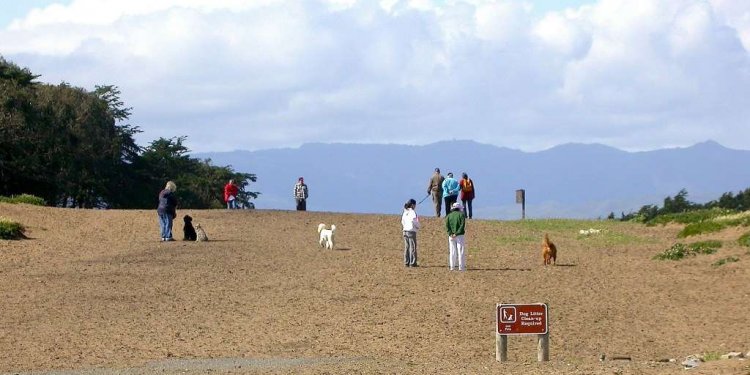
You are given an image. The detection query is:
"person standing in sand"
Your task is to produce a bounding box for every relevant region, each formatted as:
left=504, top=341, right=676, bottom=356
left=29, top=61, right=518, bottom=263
left=156, top=181, right=178, bottom=242
left=223, top=179, right=239, bottom=209
left=294, top=177, right=309, bottom=211
left=427, top=168, right=445, bottom=217
left=401, top=198, right=420, bottom=268
left=445, top=202, right=466, bottom=271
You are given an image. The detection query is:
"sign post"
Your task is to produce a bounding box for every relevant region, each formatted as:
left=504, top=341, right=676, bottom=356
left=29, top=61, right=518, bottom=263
left=515, top=189, right=525, bottom=219
left=496, top=303, right=549, bottom=362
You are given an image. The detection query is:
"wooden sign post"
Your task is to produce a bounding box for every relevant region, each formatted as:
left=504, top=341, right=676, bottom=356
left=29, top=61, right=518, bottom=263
left=515, top=189, right=525, bottom=219
left=496, top=303, right=549, bottom=362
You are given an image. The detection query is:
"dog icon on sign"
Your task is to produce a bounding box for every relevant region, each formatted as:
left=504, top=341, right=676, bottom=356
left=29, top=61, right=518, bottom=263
left=500, top=306, right=516, bottom=323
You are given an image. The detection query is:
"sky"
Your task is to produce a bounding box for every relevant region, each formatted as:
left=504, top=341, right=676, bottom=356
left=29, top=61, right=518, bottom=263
left=2, top=0, right=750, bottom=153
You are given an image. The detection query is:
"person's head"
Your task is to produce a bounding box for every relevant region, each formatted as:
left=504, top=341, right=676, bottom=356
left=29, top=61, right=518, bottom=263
left=462, top=172, right=468, bottom=179
left=404, top=198, right=417, bottom=209
left=447, top=172, right=453, bottom=178
left=451, top=202, right=463, bottom=211
left=298, top=177, right=304, bottom=183
left=434, top=168, right=440, bottom=173
left=229, top=179, right=235, bottom=185
left=165, top=181, right=177, bottom=192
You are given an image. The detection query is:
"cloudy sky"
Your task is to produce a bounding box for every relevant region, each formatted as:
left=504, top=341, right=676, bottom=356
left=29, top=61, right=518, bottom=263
left=2, top=0, right=750, bottom=153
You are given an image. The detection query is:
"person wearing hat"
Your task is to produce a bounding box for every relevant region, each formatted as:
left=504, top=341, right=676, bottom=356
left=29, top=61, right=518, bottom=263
left=445, top=201, right=466, bottom=271
left=293, top=177, right=309, bottom=211
left=441, top=172, right=460, bottom=217
left=426, top=168, right=445, bottom=217
left=401, top=198, right=420, bottom=267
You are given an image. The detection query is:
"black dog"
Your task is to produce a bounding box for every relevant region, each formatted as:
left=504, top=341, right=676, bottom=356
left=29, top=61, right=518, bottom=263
left=183, top=215, right=197, bottom=241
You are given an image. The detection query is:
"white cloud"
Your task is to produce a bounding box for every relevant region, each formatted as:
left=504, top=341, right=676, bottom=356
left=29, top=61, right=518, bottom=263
left=2, top=0, right=750, bottom=152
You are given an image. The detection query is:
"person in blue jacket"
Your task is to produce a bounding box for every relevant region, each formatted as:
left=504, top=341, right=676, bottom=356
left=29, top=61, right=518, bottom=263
left=441, top=172, right=460, bottom=217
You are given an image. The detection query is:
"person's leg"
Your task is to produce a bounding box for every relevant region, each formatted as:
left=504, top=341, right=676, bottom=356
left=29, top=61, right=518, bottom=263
left=467, top=199, right=473, bottom=219
left=456, top=235, right=466, bottom=271
left=461, top=199, right=468, bottom=217
left=411, top=233, right=418, bottom=266
left=158, top=213, right=168, bottom=239
left=301, top=199, right=306, bottom=211
left=448, top=236, right=457, bottom=270
left=433, top=193, right=441, bottom=217
left=444, top=196, right=451, bottom=216
left=403, top=232, right=410, bottom=266
left=166, top=215, right=174, bottom=240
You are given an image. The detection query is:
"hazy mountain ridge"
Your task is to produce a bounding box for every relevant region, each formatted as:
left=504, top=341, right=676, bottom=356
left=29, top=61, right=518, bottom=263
left=194, top=140, right=750, bottom=219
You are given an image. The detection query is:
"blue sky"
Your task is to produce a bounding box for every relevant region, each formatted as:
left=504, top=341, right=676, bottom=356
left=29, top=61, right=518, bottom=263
left=2, top=0, right=750, bottom=153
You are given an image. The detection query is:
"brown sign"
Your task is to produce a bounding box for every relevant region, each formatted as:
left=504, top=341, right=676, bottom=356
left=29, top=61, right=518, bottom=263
left=496, top=303, right=548, bottom=335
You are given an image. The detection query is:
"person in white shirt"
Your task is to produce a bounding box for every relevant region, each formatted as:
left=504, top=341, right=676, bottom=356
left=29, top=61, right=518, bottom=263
left=401, top=198, right=420, bottom=267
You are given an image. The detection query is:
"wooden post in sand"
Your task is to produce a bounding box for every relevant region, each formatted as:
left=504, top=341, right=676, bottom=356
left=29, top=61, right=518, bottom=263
left=515, top=189, right=525, bottom=220
left=496, top=303, right=549, bottom=362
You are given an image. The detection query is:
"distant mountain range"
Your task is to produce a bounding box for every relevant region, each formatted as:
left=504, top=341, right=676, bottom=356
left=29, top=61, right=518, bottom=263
left=193, top=140, right=750, bottom=219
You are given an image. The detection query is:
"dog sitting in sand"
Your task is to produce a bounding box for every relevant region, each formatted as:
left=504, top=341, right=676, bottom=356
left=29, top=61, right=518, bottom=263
left=542, top=233, right=557, bottom=266
left=317, top=223, right=336, bottom=250
left=195, top=224, right=209, bottom=242
left=183, top=215, right=197, bottom=241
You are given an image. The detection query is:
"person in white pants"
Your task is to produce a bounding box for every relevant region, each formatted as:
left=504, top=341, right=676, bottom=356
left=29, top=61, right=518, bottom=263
left=445, top=202, right=466, bottom=271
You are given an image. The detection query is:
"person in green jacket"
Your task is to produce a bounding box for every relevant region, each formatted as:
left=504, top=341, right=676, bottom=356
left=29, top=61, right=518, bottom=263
left=445, top=202, right=466, bottom=271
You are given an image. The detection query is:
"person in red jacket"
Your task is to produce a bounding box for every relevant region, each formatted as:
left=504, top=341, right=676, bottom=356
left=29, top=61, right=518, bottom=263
left=224, top=179, right=239, bottom=209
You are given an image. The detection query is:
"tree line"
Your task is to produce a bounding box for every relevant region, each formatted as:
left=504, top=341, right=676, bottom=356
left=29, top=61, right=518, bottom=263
left=0, top=57, right=258, bottom=209
left=612, top=188, right=750, bottom=222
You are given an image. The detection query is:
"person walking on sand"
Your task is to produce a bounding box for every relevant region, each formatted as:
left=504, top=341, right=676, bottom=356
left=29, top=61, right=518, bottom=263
left=441, top=172, right=460, bottom=217
left=401, top=198, right=420, bottom=268
left=294, top=177, right=309, bottom=211
left=445, top=202, right=466, bottom=271
left=459, top=172, right=475, bottom=219
left=157, top=181, right=178, bottom=242
left=224, top=179, right=239, bottom=209
left=427, top=168, right=445, bottom=217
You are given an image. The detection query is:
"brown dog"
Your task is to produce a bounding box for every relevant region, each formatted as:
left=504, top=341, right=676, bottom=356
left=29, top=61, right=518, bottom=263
left=542, top=233, right=557, bottom=265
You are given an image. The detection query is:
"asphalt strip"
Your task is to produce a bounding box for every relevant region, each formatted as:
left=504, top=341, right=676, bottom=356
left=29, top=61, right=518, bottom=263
left=2, top=356, right=373, bottom=375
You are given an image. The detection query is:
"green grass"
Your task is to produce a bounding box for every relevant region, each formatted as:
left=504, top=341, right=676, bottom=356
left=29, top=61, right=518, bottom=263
left=677, top=221, right=726, bottom=238
left=648, top=208, right=736, bottom=226
left=702, top=352, right=722, bottom=361
left=712, top=256, right=739, bottom=267
left=0, top=194, right=45, bottom=206
left=653, top=241, right=720, bottom=261
left=493, top=219, right=650, bottom=248
left=739, top=232, right=750, bottom=247
left=0, top=217, right=26, bottom=240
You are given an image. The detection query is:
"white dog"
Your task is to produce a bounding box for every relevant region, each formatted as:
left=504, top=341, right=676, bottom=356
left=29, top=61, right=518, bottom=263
left=317, top=223, right=336, bottom=249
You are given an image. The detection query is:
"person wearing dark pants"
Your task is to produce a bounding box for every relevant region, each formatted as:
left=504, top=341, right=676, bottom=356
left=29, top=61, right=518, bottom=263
left=459, top=172, right=475, bottom=219
left=293, top=177, right=308, bottom=211
left=441, top=172, right=460, bottom=217
left=401, top=199, right=420, bottom=267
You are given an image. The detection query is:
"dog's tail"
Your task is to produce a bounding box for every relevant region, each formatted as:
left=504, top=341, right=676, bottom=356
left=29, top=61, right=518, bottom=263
left=543, top=233, right=550, bottom=245
left=330, top=224, right=336, bottom=233
left=318, top=223, right=326, bottom=233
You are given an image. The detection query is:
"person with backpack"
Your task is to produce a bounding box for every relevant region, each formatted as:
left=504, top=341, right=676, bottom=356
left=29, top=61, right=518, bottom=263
left=459, top=172, right=475, bottom=219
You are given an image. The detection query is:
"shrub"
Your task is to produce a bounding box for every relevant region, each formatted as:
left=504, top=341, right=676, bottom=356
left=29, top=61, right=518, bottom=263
left=712, top=256, right=739, bottom=267
left=653, top=241, right=720, bottom=261
left=0, top=218, right=26, bottom=240
left=649, top=208, right=735, bottom=226
left=0, top=194, right=45, bottom=206
left=677, top=221, right=726, bottom=238
left=738, top=232, right=750, bottom=247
